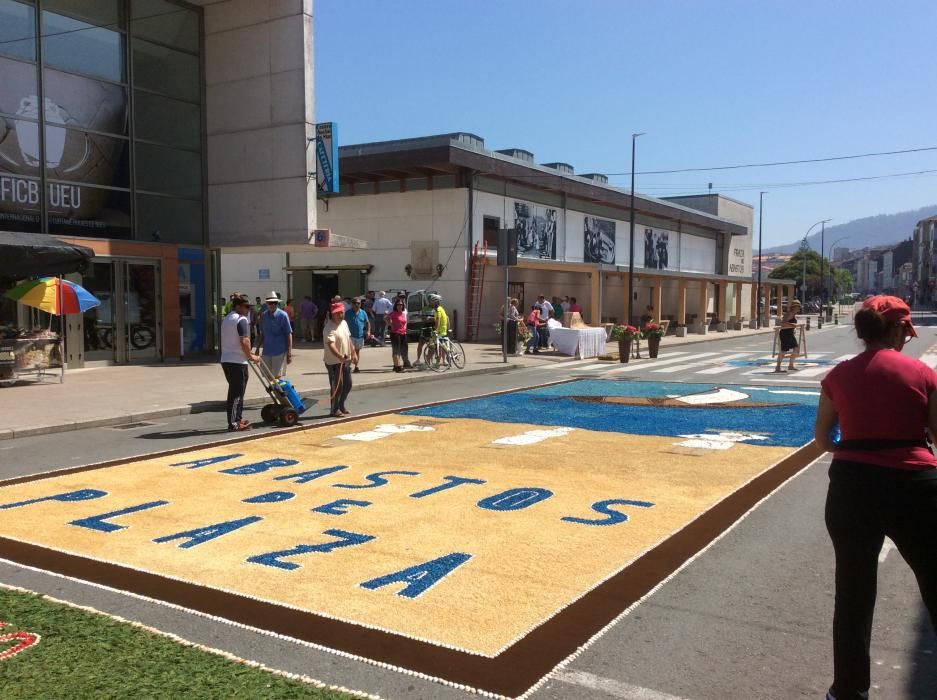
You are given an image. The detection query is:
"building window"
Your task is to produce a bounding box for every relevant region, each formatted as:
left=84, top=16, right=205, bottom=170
left=405, top=177, right=427, bottom=191
left=133, top=90, right=199, bottom=150
left=42, top=8, right=126, bottom=83
left=130, top=0, right=199, bottom=54
left=0, top=0, right=36, bottom=62
left=135, top=193, right=201, bottom=244
left=378, top=179, right=399, bottom=194
left=134, top=141, right=201, bottom=199
left=483, top=215, right=499, bottom=249
left=433, top=174, right=455, bottom=189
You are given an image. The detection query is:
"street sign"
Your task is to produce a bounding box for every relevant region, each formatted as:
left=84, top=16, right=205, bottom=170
left=315, top=122, right=339, bottom=194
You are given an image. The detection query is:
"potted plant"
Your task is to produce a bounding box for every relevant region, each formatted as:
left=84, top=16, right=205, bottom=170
left=610, top=324, right=639, bottom=363
left=641, top=322, right=665, bottom=358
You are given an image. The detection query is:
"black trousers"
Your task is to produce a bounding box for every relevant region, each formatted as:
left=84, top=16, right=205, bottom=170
left=825, top=459, right=937, bottom=700
left=326, top=362, right=352, bottom=414
left=390, top=332, right=407, bottom=362
left=221, top=362, right=248, bottom=428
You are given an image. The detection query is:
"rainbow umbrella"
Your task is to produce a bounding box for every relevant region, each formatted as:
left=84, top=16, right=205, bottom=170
left=3, top=277, right=101, bottom=315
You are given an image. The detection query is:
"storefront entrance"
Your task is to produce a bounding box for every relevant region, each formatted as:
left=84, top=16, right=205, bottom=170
left=81, top=259, right=162, bottom=363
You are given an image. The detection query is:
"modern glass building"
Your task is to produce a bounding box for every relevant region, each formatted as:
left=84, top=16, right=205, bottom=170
left=0, top=0, right=318, bottom=364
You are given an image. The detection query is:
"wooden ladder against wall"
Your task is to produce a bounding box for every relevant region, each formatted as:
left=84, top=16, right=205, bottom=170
left=465, top=241, right=489, bottom=341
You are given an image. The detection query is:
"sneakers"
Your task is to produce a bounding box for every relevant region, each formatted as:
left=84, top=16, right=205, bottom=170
left=353, top=366, right=360, bottom=373
left=228, top=419, right=251, bottom=432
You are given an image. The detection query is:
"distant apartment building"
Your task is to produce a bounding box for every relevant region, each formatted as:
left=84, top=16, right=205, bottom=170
left=913, top=216, right=937, bottom=304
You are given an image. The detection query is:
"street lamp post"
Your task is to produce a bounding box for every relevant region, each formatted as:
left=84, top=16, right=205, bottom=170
left=827, top=235, right=849, bottom=309
left=627, top=132, right=645, bottom=326
left=757, top=191, right=766, bottom=328
left=802, top=219, right=832, bottom=307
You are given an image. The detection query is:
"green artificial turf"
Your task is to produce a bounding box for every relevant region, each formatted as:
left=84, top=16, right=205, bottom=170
left=0, top=587, right=356, bottom=699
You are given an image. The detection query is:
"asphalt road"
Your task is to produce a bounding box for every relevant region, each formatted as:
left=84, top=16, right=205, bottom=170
left=2, top=324, right=937, bottom=699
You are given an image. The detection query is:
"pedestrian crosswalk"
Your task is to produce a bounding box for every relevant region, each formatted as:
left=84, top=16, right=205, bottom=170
left=571, top=350, right=857, bottom=382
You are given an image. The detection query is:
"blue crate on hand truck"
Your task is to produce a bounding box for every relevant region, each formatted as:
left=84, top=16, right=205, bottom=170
left=250, top=359, right=313, bottom=427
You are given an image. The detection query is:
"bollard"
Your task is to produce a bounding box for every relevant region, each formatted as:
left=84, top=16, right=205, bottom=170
left=806, top=317, right=811, bottom=330
left=834, top=314, right=839, bottom=325
left=817, top=315, right=823, bottom=329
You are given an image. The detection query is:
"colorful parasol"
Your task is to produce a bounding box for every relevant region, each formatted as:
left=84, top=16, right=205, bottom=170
left=3, top=277, right=101, bottom=315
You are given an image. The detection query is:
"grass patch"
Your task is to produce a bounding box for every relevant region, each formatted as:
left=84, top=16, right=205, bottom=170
left=0, top=586, right=357, bottom=699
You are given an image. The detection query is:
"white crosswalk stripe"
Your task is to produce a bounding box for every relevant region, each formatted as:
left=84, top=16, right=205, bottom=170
left=652, top=352, right=755, bottom=374
left=570, top=351, right=690, bottom=371
left=608, top=352, right=721, bottom=373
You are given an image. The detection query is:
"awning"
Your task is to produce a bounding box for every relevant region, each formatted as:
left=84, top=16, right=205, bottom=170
left=0, top=232, right=96, bottom=279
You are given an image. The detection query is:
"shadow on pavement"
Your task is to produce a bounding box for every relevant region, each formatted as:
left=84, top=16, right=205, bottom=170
left=907, top=605, right=937, bottom=698
left=137, top=428, right=232, bottom=440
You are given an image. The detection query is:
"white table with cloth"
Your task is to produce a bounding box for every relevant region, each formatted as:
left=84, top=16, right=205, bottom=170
left=549, top=326, right=607, bottom=359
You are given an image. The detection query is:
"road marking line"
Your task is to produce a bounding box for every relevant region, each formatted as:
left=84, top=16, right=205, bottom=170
left=609, top=352, right=720, bottom=373
left=553, top=670, right=691, bottom=700
left=570, top=352, right=690, bottom=372
left=918, top=354, right=937, bottom=369
left=652, top=353, right=755, bottom=374
left=879, top=537, right=897, bottom=563
left=832, top=354, right=856, bottom=361
left=787, top=367, right=831, bottom=378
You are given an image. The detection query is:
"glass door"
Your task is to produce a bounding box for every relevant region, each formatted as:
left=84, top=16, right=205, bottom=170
left=82, top=261, right=117, bottom=362
left=125, top=262, right=161, bottom=362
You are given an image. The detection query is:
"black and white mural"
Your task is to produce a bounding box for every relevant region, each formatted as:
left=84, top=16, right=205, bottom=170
left=583, top=216, right=615, bottom=264
left=514, top=201, right=557, bottom=259
left=643, top=227, right=671, bottom=269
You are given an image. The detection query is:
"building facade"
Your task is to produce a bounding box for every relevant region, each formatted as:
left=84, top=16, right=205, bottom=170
left=0, top=0, right=316, bottom=364
left=222, top=132, right=795, bottom=339
left=912, top=216, right=937, bottom=304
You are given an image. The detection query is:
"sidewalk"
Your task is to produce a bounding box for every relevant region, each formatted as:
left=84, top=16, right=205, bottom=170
left=0, top=323, right=793, bottom=440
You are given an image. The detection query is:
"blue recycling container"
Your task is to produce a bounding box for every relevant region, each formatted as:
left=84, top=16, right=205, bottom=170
left=277, top=378, right=307, bottom=415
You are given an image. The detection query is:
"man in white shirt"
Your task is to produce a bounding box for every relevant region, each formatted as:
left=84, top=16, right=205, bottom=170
left=220, top=295, right=260, bottom=431
left=371, top=290, right=393, bottom=345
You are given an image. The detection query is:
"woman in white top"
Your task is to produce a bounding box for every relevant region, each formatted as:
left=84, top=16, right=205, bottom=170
left=323, top=303, right=356, bottom=416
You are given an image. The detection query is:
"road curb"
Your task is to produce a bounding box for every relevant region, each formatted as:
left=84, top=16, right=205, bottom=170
left=3, top=363, right=525, bottom=440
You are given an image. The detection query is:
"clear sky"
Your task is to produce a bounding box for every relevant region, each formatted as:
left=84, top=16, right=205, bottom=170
left=314, top=0, right=937, bottom=249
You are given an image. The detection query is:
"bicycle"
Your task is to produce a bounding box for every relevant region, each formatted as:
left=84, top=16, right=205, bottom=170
left=422, top=332, right=465, bottom=372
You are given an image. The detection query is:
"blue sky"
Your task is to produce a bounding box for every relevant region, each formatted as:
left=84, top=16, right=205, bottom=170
left=314, top=0, right=937, bottom=248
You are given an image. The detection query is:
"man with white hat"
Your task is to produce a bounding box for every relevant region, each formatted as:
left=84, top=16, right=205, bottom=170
left=257, top=291, right=293, bottom=377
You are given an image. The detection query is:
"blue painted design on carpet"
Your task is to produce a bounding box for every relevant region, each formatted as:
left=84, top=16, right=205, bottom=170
left=403, top=380, right=817, bottom=447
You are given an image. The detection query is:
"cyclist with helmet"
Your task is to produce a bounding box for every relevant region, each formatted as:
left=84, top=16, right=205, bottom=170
left=417, top=293, right=448, bottom=368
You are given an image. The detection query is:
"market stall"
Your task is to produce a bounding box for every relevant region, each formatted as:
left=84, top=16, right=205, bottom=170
left=0, top=330, right=63, bottom=386
left=0, top=233, right=99, bottom=386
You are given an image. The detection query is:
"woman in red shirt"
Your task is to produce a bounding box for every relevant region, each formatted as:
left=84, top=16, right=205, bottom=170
left=814, top=295, right=937, bottom=700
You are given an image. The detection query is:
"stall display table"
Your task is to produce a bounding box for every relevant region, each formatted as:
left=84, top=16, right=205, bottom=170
left=0, top=334, right=64, bottom=386
left=550, top=326, right=606, bottom=359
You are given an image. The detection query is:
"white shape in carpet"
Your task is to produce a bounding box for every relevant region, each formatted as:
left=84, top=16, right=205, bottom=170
left=492, top=427, right=575, bottom=446
left=675, top=432, right=768, bottom=450
left=336, top=423, right=434, bottom=442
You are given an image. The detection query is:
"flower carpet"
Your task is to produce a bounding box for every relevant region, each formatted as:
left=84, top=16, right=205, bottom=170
left=0, top=380, right=821, bottom=697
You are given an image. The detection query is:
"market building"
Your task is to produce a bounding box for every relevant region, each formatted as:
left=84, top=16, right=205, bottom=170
left=0, top=0, right=316, bottom=365
left=222, top=132, right=797, bottom=341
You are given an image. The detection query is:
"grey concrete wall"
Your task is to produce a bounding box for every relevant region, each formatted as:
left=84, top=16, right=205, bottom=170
left=204, top=0, right=316, bottom=247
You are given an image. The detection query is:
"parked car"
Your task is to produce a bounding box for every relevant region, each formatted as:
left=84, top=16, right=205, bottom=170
left=405, top=289, right=436, bottom=340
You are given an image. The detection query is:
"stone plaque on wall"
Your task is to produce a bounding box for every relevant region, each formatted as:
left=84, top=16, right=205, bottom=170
left=410, top=241, right=439, bottom=279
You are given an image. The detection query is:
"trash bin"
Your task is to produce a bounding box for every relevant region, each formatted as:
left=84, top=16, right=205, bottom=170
left=505, top=319, right=518, bottom=354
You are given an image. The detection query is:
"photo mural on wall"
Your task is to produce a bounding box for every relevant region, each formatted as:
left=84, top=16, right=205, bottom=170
left=0, top=56, right=130, bottom=238
left=583, top=216, right=616, bottom=264
left=644, top=227, right=671, bottom=269
left=514, top=201, right=557, bottom=259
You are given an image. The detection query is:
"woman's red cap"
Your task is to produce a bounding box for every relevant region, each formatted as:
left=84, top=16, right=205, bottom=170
left=330, top=302, right=345, bottom=315
left=863, top=295, right=916, bottom=337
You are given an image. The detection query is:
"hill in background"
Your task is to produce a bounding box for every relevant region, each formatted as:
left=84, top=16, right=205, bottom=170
left=765, top=204, right=937, bottom=254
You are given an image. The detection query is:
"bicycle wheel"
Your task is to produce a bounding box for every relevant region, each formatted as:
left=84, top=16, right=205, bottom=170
left=423, top=343, right=448, bottom=372
left=449, top=341, right=466, bottom=369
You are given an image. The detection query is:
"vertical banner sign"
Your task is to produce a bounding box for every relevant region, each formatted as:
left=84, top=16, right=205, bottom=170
left=316, top=122, right=339, bottom=194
